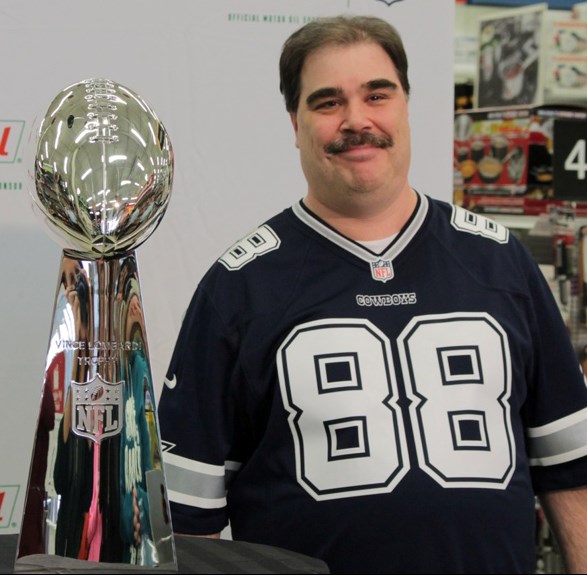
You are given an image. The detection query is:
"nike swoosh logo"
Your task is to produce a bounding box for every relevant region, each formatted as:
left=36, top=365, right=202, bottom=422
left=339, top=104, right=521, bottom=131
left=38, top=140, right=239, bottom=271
left=164, top=375, right=177, bottom=389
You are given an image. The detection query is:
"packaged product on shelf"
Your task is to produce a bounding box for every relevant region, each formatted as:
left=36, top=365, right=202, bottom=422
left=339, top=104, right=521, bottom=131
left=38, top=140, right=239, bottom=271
left=454, top=104, right=587, bottom=215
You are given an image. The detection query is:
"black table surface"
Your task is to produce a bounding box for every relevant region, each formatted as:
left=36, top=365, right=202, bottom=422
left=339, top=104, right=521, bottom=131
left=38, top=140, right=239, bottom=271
left=0, top=534, right=329, bottom=574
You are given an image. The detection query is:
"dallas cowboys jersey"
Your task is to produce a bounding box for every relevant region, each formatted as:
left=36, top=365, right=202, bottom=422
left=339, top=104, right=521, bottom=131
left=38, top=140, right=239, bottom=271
left=157, top=192, right=587, bottom=574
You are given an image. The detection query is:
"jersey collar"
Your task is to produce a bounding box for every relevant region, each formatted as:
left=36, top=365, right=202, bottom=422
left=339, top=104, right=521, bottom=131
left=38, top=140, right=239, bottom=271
left=291, top=190, right=429, bottom=265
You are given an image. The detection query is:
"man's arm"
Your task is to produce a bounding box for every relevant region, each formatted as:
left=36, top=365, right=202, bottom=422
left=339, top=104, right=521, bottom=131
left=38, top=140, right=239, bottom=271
left=538, top=486, right=587, bottom=574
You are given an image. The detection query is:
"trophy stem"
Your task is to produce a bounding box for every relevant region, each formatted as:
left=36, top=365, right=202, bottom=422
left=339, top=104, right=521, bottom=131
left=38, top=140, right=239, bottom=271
left=16, top=252, right=176, bottom=570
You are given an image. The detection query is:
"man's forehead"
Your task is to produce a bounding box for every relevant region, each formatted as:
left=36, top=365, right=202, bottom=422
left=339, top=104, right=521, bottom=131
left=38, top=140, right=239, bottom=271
left=300, top=43, right=398, bottom=87
left=304, top=78, right=398, bottom=106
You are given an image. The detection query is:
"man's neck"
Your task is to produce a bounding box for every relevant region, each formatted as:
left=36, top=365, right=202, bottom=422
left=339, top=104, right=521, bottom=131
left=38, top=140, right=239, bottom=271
left=303, top=187, right=418, bottom=242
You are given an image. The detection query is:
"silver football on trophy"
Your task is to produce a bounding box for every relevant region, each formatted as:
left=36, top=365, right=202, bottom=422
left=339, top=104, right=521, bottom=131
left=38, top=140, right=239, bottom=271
left=30, top=78, right=173, bottom=259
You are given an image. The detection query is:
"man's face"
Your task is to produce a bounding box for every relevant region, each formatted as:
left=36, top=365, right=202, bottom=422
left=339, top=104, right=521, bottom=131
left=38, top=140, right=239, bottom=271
left=291, top=41, right=411, bottom=211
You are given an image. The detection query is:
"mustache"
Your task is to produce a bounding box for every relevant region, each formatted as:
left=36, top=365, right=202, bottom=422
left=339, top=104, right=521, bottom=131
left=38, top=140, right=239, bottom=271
left=324, top=132, right=393, bottom=154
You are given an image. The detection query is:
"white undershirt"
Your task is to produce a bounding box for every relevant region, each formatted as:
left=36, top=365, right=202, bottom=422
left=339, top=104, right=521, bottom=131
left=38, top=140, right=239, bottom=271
left=356, top=234, right=397, bottom=255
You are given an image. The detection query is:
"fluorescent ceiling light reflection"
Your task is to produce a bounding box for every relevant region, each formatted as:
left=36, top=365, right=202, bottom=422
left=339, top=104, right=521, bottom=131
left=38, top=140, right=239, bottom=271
left=131, top=128, right=147, bottom=148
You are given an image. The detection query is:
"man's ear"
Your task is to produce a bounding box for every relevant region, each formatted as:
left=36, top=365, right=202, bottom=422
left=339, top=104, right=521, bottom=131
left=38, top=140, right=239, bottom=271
left=290, top=112, right=300, bottom=149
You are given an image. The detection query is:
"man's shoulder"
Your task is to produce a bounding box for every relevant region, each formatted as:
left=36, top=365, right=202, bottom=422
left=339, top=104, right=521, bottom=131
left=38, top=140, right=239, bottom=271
left=196, top=206, right=308, bottom=315
left=216, top=211, right=292, bottom=273
left=426, top=196, right=514, bottom=250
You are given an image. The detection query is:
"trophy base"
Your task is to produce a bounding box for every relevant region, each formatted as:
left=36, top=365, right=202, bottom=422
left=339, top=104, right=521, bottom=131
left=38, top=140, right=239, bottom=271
left=16, top=252, right=176, bottom=571
left=14, top=554, right=177, bottom=573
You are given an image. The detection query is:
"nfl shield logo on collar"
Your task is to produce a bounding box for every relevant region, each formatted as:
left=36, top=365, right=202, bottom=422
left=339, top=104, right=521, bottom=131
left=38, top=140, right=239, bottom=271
left=371, top=259, right=394, bottom=283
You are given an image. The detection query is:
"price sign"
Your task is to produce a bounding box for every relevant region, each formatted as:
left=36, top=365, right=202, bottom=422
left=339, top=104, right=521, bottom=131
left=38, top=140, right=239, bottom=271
left=553, top=118, right=587, bottom=200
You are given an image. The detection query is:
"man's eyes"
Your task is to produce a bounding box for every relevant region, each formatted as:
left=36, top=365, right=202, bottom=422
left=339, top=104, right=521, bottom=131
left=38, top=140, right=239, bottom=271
left=313, top=94, right=390, bottom=110
left=368, top=93, right=390, bottom=102
left=313, top=100, right=340, bottom=110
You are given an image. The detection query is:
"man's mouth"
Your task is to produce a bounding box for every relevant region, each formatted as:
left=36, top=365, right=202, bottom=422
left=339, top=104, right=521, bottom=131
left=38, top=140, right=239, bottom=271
left=324, top=132, right=393, bottom=155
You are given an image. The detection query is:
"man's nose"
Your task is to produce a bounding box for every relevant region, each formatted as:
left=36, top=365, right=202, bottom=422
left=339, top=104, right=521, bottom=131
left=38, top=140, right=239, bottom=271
left=340, top=101, right=373, bottom=132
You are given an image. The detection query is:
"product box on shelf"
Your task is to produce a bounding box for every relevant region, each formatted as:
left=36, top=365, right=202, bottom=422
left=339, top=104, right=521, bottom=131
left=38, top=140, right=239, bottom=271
left=454, top=104, right=587, bottom=215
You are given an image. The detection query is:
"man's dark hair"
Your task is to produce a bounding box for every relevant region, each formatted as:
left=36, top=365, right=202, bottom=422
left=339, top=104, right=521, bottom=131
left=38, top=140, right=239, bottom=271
left=279, top=15, right=410, bottom=114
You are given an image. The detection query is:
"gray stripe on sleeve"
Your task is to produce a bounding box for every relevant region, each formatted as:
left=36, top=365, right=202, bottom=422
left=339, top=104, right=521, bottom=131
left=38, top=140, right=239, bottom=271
left=528, top=411, right=587, bottom=466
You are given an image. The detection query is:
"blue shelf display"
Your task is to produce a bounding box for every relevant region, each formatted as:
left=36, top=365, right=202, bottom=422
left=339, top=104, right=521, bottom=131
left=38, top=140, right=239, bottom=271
left=467, top=1, right=577, bottom=9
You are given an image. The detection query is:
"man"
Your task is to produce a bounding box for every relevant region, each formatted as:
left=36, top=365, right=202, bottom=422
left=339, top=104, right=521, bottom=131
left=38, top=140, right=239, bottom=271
left=157, top=15, right=587, bottom=573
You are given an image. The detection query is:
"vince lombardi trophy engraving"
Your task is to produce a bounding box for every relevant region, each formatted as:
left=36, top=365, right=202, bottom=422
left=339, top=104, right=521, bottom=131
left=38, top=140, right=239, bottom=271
left=16, top=79, right=176, bottom=571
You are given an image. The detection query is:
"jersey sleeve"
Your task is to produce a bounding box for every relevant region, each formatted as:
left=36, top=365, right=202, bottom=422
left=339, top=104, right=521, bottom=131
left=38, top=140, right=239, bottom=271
left=522, top=250, right=587, bottom=492
left=157, top=278, right=242, bottom=536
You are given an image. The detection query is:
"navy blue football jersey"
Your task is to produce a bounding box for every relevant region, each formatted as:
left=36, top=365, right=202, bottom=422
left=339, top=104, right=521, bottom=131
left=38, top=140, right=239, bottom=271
left=158, top=192, right=587, bottom=574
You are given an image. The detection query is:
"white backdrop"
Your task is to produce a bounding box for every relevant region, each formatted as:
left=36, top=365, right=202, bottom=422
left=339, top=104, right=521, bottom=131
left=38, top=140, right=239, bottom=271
left=0, top=0, right=454, bottom=533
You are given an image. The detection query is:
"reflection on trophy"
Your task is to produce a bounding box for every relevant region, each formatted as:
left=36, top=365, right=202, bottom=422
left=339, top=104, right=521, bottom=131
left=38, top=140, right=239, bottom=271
left=15, top=79, right=176, bottom=571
